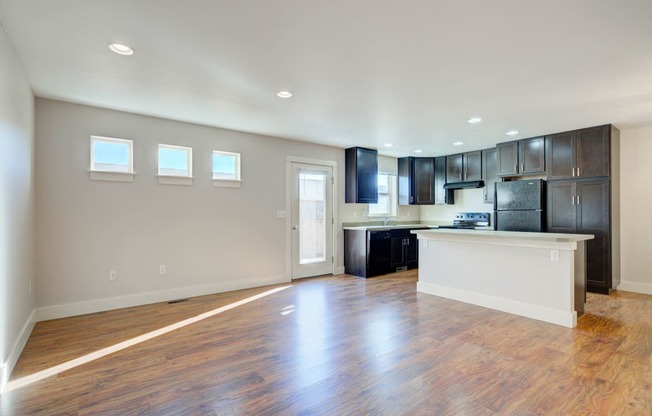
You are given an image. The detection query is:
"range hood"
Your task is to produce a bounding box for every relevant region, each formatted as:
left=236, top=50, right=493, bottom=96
left=443, top=180, right=485, bottom=190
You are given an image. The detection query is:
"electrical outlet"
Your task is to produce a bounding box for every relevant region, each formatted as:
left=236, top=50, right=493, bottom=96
left=160, top=265, right=167, bottom=275
left=109, top=270, right=117, bottom=280
left=550, top=250, right=560, bottom=261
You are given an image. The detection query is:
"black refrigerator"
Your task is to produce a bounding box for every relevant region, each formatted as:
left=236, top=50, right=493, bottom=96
left=494, top=179, right=545, bottom=232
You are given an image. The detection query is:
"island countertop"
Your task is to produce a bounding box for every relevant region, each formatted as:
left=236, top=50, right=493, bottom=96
left=412, top=229, right=594, bottom=249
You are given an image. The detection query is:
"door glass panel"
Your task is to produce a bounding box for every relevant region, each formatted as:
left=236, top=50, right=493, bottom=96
left=299, top=170, right=326, bottom=264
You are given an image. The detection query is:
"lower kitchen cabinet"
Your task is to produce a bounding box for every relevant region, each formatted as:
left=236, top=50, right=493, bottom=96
left=390, top=229, right=420, bottom=270
left=344, top=227, right=425, bottom=278
left=547, top=178, right=614, bottom=294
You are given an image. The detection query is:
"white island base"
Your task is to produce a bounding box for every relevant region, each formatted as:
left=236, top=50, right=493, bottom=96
left=412, top=229, right=594, bottom=328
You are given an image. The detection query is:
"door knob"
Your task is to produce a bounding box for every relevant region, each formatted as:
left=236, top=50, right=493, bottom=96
left=292, top=225, right=298, bottom=230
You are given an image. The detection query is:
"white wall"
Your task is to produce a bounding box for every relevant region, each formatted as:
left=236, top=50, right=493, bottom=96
left=0, top=27, right=35, bottom=391
left=618, top=125, right=652, bottom=294
left=420, top=188, right=493, bottom=222
left=35, top=99, right=355, bottom=318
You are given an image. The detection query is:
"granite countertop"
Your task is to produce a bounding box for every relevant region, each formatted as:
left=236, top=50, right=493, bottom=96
left=343, top=221, right=461, bottom=231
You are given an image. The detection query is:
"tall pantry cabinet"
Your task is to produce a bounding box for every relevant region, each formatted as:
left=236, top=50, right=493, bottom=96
left=546, top=125, right=620, bottom=294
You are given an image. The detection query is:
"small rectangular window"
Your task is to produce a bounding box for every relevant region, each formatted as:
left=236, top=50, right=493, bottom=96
left=158, top=144, right=192, bottom=177
left=212, top=151, right=241, bottom=185
left=368, top=173, right=397, bottom=217
left=90, top=136, right=133, bottom=173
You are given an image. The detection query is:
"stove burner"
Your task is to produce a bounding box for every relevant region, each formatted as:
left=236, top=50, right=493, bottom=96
left=441, top=212, right=491, bottom=229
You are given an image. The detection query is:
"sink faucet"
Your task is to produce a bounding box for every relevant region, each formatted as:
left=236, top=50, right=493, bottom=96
left=384, top=218, right=390, bottom=226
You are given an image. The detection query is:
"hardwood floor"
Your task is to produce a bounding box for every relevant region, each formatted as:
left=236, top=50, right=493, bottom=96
left=2, top=270, right=651, bottom=415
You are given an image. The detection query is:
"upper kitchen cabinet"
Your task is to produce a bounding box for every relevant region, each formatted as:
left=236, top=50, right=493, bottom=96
left=482, top=148, right=498, bottom=204
left=398, top=157, right=435, bottom=205
left=345, top=147, right=378, bottom=203
left=434, top=156, right=454, bottom=205
left=446, top=151, right=482, bottom=183
left=496, top=136, right=545, bottom=177
left=546, top=125, right=611, bottom=180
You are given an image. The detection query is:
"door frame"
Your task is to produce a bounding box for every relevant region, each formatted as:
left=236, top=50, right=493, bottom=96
left=285, top=156, right=339, bottom=280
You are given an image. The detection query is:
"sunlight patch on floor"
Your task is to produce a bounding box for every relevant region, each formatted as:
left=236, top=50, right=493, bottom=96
left=4, top=285, right=292, bottom=393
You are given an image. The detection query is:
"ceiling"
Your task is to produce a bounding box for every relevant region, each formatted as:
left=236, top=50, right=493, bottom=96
left=1, top=0, right=651, bottom=157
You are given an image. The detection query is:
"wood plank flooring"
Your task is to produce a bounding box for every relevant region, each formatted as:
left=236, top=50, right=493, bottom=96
left=1, top=270, right=651, bottom=415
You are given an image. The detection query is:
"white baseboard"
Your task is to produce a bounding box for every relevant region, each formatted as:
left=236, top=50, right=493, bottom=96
left=417, top=282, right=577, bottom=328
left=35, top=274, right=291, bottom=322
left=617, top=281, right=652, bottom=295
left=1, top=309, right=36, bottom=395
left=333, top=266, right=345, bottom=275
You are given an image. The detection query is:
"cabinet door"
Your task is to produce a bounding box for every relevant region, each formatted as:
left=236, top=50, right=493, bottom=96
left=547, top=181, right=576, bottom=233
left=434, top=156, right=454, bottom=205
left=576, top=125, right=610, bottom=179
left=497, top=141, right=518, bottom=176
left=576, top=179, right=611, bottom=292
left=463, top=150, right=482, bottom=181
left=390, top=230, right=407, bottom=269
left=446, top=154, right=464, bottom=183
left=482, top=148, right=497, bottom=204
left=406, top=233, right=419, bottom=268
left=397, top=157, right=411, bottom=205
left=519, top=136, right=546, bottom=174
left=413, top=158, right=435, bottom=204
left=345, top=147, right=378, bottom=203
left=546, top=132, right=575, bottom=180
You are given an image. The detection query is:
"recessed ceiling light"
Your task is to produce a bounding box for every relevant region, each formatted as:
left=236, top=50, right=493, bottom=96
left=453, top=141, right=464, bottom=146
left=277, top=91, right=293, bottom=98
left=384, top=143, right=394, bottom=148
left=107, top=43, right=134, bottom=56
left=468, top=117, right=482, bottom=124
left=506, top=130, right=519, bottom=136
left=414, top=149, right=423, bottom=153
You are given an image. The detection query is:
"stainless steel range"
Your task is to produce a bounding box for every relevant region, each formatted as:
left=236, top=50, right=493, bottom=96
left=437, top=212, right=491, bottom=229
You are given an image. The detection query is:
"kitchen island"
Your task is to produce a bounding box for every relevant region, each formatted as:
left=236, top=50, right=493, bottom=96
left=412, top=229, right=594, bottom=328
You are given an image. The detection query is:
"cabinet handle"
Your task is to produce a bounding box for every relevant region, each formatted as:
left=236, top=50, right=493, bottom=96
left=577, top=167, right=581, bottom=177
left=407, top=238, right=410, bottom=246
left=459, top=173, right=462, bottom=179
left=572, top=167, right=576, bottom=177
left=521, top=164, right=524, bottom=172
left=577, top=195, right=580, bottom=205
left=514, top=164, right=518, bottom=173
left=572, top=196, right=575, bottom=206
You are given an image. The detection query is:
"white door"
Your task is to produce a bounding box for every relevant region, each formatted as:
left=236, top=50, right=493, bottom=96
left=291, top=163, right=334, bottom=279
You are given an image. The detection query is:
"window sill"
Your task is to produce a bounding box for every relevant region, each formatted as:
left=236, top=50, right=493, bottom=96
left=368, top=215, right=398, bottom=218
left=212, top=179, right=242, bottom=188
left=158, top=175, right=193, bottom=186
left=89, top=170, right=135, bottom=182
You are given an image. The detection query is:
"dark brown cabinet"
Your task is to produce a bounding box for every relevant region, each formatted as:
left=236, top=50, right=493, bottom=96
left=545, top=124, right=617, bottom=294
left=344, top=227, right=425, bottom=278
left=482, top=148, right=498, bottom=204
left=497, top=136, right=545, bottom=177
left=345, top=147, right=378, bottom=203
left=390, top=229, right=420, bottom=270
left=546, top=125, right=610, bottom=180
left=547, top=178, right=614, bottom=294
left=446, top=151, right=482, bottom=183
left=434, top=156, right=454, bottom=205
left=398, top=157, right=435, bottom=205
